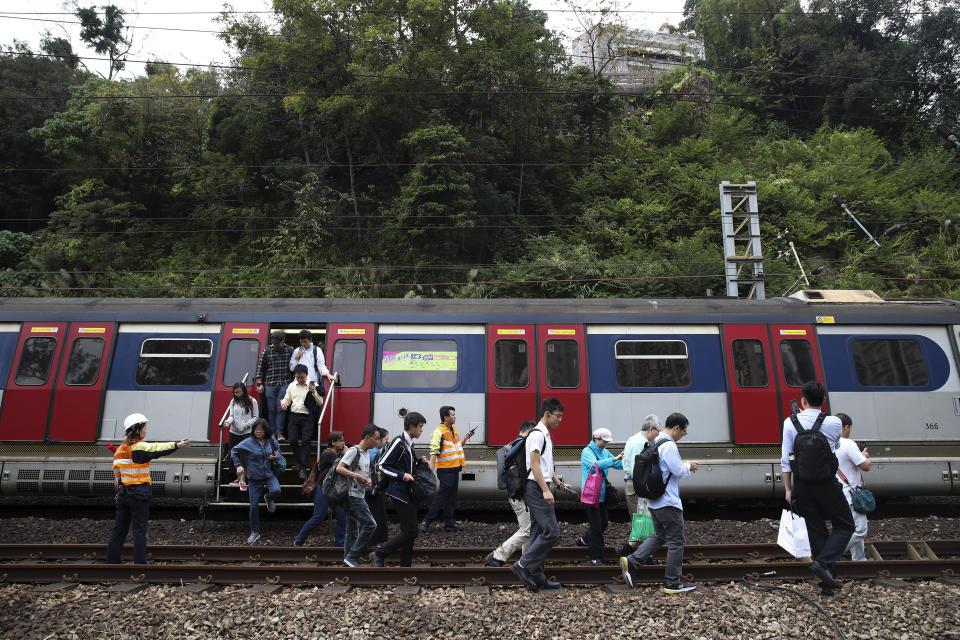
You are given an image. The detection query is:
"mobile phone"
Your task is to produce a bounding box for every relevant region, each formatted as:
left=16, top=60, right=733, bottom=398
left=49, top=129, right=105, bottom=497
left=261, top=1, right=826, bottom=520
left=467, top=427, right=477, bottom=436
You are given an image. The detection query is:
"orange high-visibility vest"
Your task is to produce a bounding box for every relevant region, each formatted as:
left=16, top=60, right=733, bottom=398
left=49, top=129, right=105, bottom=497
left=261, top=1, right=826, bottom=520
left=113, top=440, right=152, bottom=486
left=434, top=424, right=466, bottom=469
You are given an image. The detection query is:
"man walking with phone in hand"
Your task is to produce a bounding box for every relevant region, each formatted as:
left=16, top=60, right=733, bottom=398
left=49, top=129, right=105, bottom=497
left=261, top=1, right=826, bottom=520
left=420, top=406, right=474, bottom=533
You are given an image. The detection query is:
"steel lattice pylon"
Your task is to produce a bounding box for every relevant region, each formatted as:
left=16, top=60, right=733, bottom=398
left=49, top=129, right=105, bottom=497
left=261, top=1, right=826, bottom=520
left=719, top=181, right=765, bottom=299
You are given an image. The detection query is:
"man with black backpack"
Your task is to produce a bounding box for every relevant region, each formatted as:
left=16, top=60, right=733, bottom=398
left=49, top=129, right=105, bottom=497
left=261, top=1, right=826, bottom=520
left=485, top=420, right=536, bottom=567
left=619, top=412, right=700, bottom=594
left=781, top=382, right=854, bottom=595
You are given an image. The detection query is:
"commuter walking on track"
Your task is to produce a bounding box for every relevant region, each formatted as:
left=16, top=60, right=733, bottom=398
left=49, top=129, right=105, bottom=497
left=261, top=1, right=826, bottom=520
left=619, top=412, right=700, bottom=593
left=835, top=412, right=872, bottom=562
left=485, top=420, right=536, bottom=567
left=576, top=427, right=623, bottom=565
left=781, top=382, right=854, bottom=595
left=106, top=413, right=189, bottom=564
left=421, top=406, right=474, bottom=532
left=510, top=398, right=572, bottom=592
left=231, top=418, right=283, bottom=544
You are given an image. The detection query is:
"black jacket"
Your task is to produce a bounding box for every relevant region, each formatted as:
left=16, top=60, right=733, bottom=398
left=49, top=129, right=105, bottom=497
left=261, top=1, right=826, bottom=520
left=379, top=435, right=415, bottom=503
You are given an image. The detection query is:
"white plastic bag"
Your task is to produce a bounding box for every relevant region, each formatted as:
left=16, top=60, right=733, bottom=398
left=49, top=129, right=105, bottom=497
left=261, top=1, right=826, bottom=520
left=777, top=508, right=812, bottom=559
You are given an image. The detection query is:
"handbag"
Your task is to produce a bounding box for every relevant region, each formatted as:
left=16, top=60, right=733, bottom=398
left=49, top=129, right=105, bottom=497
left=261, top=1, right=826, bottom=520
left=301, top=462, right=319, bottom=496
left=777, top=508, right=812, bottom=559
left=837, top=469, right=875, bottom=513
left=270, top=440, right=287, bottom=478
left=604, top=477, right=621, bottom=508
left=580, top=463, right=602, bottom=507
left=411, top=459, right=439, bottom=505
left=629, top=501, right=655, bottom=543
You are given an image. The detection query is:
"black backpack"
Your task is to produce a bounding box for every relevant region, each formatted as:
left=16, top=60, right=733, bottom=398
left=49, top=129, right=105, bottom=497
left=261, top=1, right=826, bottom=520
left=497, top=435, right=528, bottom=500
left=372, top=437, right=398, bottom=492
left=321, top=446, right=360, bottom=506
left=790, top=412, right=838, bottom=483
left=632, top=437, right=672, bottom=499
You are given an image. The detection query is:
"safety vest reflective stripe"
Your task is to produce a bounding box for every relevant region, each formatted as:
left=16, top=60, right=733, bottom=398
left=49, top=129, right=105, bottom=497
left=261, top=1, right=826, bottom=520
left=435, top=426, right=466, bottom=469
left=113, top=442, right=153, bottom=486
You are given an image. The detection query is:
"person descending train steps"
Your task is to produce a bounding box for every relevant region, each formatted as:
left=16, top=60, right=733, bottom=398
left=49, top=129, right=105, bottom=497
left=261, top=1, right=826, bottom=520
left=224, top=382, right=259, bottom=486
left=106, top=413, right=189, bottom=564
left=256, top=331, right=294, bottom=439
left=294, top=431, right=347, bottom=547
left=231, top=419, right=282, bottom=544
left=281, top=363, right=323, bottom=479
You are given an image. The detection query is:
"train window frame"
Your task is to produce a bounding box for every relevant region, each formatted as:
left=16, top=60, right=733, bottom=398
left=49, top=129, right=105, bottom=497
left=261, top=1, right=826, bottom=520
left=851, top=338, right=929, bottom=388
left=494, top=339, right=529, bottom=389
left=63, top=337, right=106, bottom=386
left=136, top=338, right=214, bottom=387
left=779, top=339, right=817, bottom=388
left=332, top=339, right=367, bottom=388
left=730, top=339, right=769, bottom=388
left=545, top=339, right=580, bottom=389
left=614, top=339, right=691, bottom=389
left=221, top=338, right=261, bottom=387
left=14, top=337, right=58, bottom=386
left=380, top=338, right=458, bottom=390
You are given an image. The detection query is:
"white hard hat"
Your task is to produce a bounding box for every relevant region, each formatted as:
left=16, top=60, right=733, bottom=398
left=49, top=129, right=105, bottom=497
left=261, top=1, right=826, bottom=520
left=123, top=413, right=149, bottom=431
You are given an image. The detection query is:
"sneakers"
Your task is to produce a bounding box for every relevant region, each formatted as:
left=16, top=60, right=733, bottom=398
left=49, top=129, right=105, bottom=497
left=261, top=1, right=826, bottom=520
left=297, top=467, right=308, bottom=480
left=343, top=557, right=362, bottom=568
left=247, top=532, right=261, bottom=544
left=586, top=559, right=605, bottom=567
left=369, top=551, right=384, bottom=567
left=619, top=556, right=634, bottom=589
left=575, top=536, right=588, bottom=547
left=484, top=552, right=505, bottom=568
left=265, top=493, right=276, bottom=513
left=418, top=520, right=430, bottom=533
left=444, top=523, right=465, bottom=532
left=238, top=480, right=248, bottom=491
left=293, top=539, right=303, bottom=547
left=663, top=580, right=697, bottom=594
left=809, top=561, right=841, bottom=589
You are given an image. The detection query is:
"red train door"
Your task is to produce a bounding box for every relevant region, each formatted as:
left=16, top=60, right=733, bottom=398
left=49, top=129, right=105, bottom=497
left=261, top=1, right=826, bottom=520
left=0, top=322, right=68, bottom=441
left=537, top=324, right=588, bottom=446
left=323, top=324, right=375, bottom=443
left=48, top=323, right=117, bottom=441
left=487, top=325, right=536, bottom=446
left=723, top=324, right=780, bottom=443
left=210, top=324, right=267, bottom=441
left=770, top=324, right=826, bottom=420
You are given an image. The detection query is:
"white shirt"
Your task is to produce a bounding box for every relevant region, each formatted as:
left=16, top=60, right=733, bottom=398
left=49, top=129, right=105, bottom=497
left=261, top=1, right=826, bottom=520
left=289, top=345, right=330, bottom=384
left=780, top=408, right=843, bottom=473
left=525, top=422, right=554, bottom=482
left=836, top=437, right=867, bottom=488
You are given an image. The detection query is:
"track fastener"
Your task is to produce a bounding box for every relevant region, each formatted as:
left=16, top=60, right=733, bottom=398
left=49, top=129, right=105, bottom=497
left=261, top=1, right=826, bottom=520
left=470, top=576, right=487, bottom=586
left=266, top=576, right=280, bottom=585
left=335, top=576, right=350, bottom=585
left=130, top=573, right=145, bottom=583
left=61, top=573, right=78, bottom=583
left=403, top=576, right=419, bottom=586
left=198, top=575, right=212, bottom=584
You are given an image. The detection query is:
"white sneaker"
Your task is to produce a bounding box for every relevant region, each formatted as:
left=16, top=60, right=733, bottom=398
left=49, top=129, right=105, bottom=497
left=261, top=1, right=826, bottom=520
left=619, top=556, right=634, bottom=589
left=247, top=532, right=260, bottom=544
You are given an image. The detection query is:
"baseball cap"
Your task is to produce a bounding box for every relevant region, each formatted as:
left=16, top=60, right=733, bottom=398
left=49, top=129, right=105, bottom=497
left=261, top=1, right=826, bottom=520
left=592, top=428, right=613, bottom=442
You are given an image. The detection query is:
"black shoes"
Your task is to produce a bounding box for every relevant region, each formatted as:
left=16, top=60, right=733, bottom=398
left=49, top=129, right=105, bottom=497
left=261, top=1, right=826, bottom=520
left=444, top=523, right=465, bottom=532
left=484, top=552, right=505, bottom=567
left=809, top=561, right=842, bottom=589
left=663, top=580, right=697, bottom=594
left=418, top=520, right=430, bottom=533
left=369, top=551, right=384, bottom=567
left=510, top=562, right=541, bottom=592
left=541, top=578, right=562, bottom=590
left=575, top=536, right=588, bottom=547
left=297, top=466, right=308, bottom=480
left=586, top=559, right=605, bottom=566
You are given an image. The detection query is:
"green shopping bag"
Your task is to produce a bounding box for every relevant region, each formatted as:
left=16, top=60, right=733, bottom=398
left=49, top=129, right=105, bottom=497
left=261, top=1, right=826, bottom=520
left=629, top=502, right=655, bottom=543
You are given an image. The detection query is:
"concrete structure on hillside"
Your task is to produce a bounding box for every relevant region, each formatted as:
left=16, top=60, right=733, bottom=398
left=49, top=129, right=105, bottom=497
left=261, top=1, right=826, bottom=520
left=571, top=26, right=704, bottom=91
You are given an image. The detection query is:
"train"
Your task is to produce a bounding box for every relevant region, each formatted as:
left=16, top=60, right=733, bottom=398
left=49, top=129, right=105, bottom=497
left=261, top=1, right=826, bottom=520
left=0, top=289, right=958, bottom=503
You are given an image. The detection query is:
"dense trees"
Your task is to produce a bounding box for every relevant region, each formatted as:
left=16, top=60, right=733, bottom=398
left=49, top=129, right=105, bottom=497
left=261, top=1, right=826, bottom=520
left=0, top=0, right=958, bottom=299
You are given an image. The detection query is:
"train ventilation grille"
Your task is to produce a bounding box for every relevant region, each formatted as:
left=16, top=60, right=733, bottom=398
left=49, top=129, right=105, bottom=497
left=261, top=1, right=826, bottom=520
left=68, top=470, right=92, bottom=494
left=16, top=469, right=40, bottom=494
left=93, top=469, right=116, bottom=495
left=42, top=469, right=66, bottom=494
left=151, top=470, right=166, bottom=496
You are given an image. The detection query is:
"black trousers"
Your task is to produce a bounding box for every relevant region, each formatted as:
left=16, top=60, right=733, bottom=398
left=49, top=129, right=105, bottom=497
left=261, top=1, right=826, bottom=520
left=106, top=490, right=150, bottom=564
left=377, top=496, right=419, bottom=566
left=286, top=412, right=315, bottom=469
left=423, top=467, right=460, bottom=527
left=367, top=491, right=389, bottom=544
left=795, top=478, right=855, bottom=570
left=581, top=501, right=609, bottom=561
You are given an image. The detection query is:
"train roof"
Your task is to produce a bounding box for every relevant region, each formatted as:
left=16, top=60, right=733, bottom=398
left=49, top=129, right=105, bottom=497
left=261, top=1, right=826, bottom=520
left=1, top=293, right=959, bottom=325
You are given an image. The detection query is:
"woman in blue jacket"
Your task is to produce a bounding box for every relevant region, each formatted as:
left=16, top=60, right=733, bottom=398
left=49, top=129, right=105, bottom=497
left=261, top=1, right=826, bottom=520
left=577, top=428, right=623, bottom=565
left=231, top=419, right=282, bottom=544
left=369, top=412, right=427, bottom=567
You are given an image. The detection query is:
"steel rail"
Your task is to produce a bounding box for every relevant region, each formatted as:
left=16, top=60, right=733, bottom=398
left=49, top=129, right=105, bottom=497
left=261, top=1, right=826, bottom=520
left=0, top=541, right=956, bottom=564
left=1, top=559, right=958, bottom=586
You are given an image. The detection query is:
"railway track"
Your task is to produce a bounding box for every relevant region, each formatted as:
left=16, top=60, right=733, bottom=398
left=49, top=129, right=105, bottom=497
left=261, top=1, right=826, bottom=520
left=1, top=541, right=958, bottom=587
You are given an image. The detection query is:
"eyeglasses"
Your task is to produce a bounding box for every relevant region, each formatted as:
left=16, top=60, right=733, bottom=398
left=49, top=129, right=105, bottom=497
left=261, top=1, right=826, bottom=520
left=549, top=412, right=563, bottom=420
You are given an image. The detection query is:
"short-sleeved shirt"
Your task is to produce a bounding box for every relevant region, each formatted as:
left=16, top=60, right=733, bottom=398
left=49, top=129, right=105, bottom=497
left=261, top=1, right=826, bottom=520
left=525, top=422, right=554, bottom=482
left=339, top=446, right=371, bottom=499
left=836, top=437, right=867, bottom=488
left=780, top=408, right=843, bottom=473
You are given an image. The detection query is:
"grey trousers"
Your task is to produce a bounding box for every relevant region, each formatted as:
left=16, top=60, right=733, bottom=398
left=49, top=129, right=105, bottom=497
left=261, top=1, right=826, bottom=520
left=627, top=505, right=685, bottom=584
left=517, top=480, right=560, bottom=579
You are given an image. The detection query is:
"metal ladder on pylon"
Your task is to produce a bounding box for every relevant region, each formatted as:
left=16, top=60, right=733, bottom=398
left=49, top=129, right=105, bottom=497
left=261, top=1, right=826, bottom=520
left=719, top=181, right=765, bottom=299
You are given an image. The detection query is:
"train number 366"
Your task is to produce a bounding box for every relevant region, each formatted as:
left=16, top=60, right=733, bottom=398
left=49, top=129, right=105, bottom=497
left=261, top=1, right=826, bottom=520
left=925, top=422, right=940, bottom=429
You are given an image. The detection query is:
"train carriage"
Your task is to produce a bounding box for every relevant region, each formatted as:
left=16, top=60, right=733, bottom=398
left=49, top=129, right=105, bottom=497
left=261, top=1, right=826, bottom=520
left=0, top=291, right=958, bottom=502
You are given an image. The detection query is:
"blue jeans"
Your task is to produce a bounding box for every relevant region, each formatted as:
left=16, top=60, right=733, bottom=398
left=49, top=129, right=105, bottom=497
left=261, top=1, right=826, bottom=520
left=296, top=489, right=346, bottom=546
left=247, top=475, right=282, bottom=534
left=263, top=384, right=288, bottom=436
left=106, top=488, right=151, bottom=564
left=423, top=467, right=460, bottom=527
left=343, top=495, right=377, bottom=561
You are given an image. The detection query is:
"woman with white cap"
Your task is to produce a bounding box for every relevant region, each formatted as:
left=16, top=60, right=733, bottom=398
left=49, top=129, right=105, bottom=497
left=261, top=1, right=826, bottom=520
left=106, top=413, right=189, bottom=564
left=576, top=427, right=623, bottom=565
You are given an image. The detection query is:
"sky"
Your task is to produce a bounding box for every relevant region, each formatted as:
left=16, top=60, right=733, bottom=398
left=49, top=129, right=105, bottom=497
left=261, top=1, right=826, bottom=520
left=0, top=0, right=688, bottom=79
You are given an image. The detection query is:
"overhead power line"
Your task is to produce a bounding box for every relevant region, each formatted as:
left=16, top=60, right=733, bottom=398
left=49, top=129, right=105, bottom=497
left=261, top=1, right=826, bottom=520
left=0, top=8, right=943, bottom=16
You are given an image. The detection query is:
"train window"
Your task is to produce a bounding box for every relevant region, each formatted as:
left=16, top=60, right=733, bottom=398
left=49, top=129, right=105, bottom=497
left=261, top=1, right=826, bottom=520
left=64, top=338, right=105, bottom=386
left=494, top=340, right=529, bottom=389
left=136, top=338, right=213, bottom=386
left=14, top=337, right=57, bottom=386
left=614, top=340, right=690, bottom=388
left=333, top=339, right=367, bottom=388
left=546, top=340, right=580, bottom=388
left=731, top=339, right=768, bottom=388
left=221, top=339, right=260, bottom=386
left=851, top=339, right=929, bottom=387
left=381, top=339, right=457, bottom=389
left=779, top=340, right=817, bottom=387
